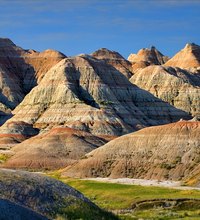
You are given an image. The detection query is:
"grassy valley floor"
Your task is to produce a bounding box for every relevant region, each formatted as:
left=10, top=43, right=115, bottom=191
left=49, top=173, right=200, bottom=219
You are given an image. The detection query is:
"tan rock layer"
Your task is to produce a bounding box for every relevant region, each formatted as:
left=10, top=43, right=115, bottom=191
left=165, top=43, right=200, bottom=69
left=63, top=121, right=200, bottom=181
left=128, top=46, right=169, bottom=65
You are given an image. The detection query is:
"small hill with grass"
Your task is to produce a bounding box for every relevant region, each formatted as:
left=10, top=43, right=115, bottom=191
left=0, top=169, right=117, bottom=220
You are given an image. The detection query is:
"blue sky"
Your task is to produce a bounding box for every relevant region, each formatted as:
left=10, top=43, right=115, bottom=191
left=0, top=0, right=199, bottom=58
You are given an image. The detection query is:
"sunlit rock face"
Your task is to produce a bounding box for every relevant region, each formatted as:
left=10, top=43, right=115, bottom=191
left=130, top=65, right=200, bottom=117
left=128, top=46, right=169, bottom=73
left=63, top=121, right=200, bottom=181
left=10, top=54, right=189, bottom=138
left=3, top=126, right=108, bottom=170
left=0, top=39, right=196, bottom=172
left=164, top=43, right=200, bottom=70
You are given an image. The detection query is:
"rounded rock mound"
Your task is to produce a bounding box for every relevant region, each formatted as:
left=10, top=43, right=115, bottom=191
left=2, top=126, right=107, bottom=170
left=0, top=169, right=117, bottom=220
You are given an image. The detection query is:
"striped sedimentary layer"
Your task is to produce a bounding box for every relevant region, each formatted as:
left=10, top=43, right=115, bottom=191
left=10, top=55, right=190, bottom=137
left=0, top=38, right=65, bottom=116
left=3, top=127, right=107, bottom=170
left=63, top=121, right=200, bottom=181
left=130, top=65, right=200, bottom=117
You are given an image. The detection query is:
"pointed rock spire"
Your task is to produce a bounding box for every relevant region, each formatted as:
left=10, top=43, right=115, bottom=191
left=165, top=43, right=200, bottom=69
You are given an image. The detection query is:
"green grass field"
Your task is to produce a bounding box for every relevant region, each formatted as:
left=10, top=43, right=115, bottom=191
left=49, top=173, right=200, bottom=219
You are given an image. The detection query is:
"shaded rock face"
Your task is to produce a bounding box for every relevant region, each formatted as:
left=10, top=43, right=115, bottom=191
left=0, top=38, right=36, bottom=112
left=0, top=110, right=12, bottom=126
left=0, top=38, right=65, bottom=116
left=0, top=169, right=116, bottom=220
left=91, top=48, right=133, bottom=78
left=63, top=121, right=200, bottom=181
left=165, top=43, right=200, bottom=70
left=130, top=65, right=200, bottom=117
left=128, top=46, right=169, bottom=73
left=0, top=199, right=48, bottom=220
left=3, top=127, right=107, bottom=170
left=9, top=55, right=190, bottom=138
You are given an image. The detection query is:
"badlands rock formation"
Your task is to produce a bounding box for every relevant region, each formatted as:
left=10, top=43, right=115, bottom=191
left=165, top=43, right=200, bottom=70
left=0, top=38, right=65, bottom=120
left=63, top=120, right=200, bottom=181
left=0, top=39, right=25, bottom=113
left=3, top=127, right=107, bottom=170
left=9, top=55, right=190, bottom=137
left=128, top=46, right=169, bottom=73
left=0, top=121, right=39, bottom=151
left=0, top=169, right=116, bottom=220
left=130, top=65, right=200, bottom=117
left=92, top=48, right=133, bottom=78
left=22, top=48, right=66, bottom=83
left=128, top=46, right=169, bottom=65
left=0, top=39, right=198, bottom=172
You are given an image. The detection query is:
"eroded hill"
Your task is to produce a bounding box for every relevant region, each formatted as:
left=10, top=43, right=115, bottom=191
left=63, top=120, right=200, bottom=181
